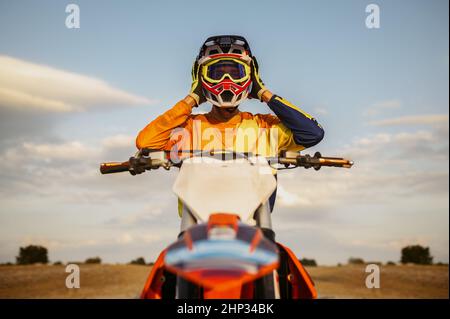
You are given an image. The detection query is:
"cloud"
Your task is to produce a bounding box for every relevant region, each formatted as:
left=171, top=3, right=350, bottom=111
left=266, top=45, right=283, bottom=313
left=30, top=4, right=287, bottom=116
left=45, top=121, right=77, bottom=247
left=0, top=55, right=154, bottom=113
left=274, top=125, right=449, bottom=223
left=106, top=203, right=168, bottom=228
left=115, top=233, right=162, bottom=245
left=340, top=128, right=448, bottom=162
left=0, top=87, right=74, bottom=112
left=0, top=55, right=157, bottom=142
left=101, top=134, right=135, bottom=149
left=369, top=114, right=449, bottom=126
left=364, top=99, right=402, bottom=117
left=21, top=141, right=95, bottom=161
left=0, top=125, right=448, bottom=264
left=0, top=134, right=136, bottom=166
left=19, top=236, right=101, bottom=251
left=0, top=135, right=177, bottom=206
left=276, top=183, right=313, bottom=208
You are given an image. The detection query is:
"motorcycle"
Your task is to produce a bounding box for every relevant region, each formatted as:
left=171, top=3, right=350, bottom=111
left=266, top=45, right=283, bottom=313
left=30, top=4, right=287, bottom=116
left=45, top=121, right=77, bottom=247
left=100, top=149, right=353, bottom=299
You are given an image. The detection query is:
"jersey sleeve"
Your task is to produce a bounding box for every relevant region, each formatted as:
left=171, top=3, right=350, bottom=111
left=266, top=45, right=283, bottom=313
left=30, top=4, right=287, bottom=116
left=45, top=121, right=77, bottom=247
left=266, top=95, right=324, bottom=149
left=135, top=100, right=193, bottom=150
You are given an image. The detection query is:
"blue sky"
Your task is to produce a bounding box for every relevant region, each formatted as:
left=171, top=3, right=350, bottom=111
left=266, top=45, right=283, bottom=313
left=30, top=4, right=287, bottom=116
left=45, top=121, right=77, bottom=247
left=1, top=0, right=448, bottom=142
left=0, top=0, right=448, bottom=265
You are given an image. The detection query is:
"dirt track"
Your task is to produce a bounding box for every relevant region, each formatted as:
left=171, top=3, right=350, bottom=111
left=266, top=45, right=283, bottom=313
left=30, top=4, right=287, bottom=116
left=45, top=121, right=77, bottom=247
left=0, top=264, right=447, bottom=299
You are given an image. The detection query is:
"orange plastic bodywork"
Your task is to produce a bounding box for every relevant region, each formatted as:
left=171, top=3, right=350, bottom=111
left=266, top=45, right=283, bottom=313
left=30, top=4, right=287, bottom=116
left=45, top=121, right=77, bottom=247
left=140, top=249, right=167, bottom=299
left=277, top=243, right=317, bottom=299
left=207, top=213, right=240, bottom=232
left=141, top=242, right=317, bottom=299
left=164, top=259, right=278, bottom=293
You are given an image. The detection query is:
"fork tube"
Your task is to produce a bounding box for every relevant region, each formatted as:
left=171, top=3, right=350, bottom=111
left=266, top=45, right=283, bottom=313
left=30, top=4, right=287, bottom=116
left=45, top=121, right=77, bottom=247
left=255, top=201, right=273, bottom=230
left=176, top=277, right=201, bottom=299
left=254, top=201, right=280, bottom=298
left=180, top=202, right=196, bottom=233
left=177, top=202, right=200, bottom=298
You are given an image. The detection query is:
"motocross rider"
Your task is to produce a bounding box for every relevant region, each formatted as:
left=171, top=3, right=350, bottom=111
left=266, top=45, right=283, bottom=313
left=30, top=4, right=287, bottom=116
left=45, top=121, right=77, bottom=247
left=136, top=35, right=324, bottom=213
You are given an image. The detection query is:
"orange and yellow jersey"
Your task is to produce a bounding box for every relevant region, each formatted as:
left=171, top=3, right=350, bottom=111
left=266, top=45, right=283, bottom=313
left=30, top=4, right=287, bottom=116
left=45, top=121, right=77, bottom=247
left=136, top=95, right=324, bottom=156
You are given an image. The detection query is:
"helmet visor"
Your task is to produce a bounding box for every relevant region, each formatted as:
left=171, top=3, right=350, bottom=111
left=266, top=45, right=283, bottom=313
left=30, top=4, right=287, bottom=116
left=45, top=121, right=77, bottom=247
left=202, top=58, right=250, bottom=83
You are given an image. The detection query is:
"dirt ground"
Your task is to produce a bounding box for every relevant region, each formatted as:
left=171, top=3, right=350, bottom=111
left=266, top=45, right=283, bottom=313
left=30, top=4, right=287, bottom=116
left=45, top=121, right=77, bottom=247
left=0, top=264, right=447, bottom=299
left=307, top=264, right=448, bottom=299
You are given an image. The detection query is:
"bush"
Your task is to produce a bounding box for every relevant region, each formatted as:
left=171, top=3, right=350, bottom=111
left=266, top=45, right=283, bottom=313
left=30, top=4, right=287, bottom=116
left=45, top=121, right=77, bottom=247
left=0, top=262, right=13, bottom=266
left=16, top=245, right=48, bottom=265
left=130, top=257, right=146, bottom=265
left=53, top=261, right=63, bottom=265
left=299, top=258, right=317, bottom=267
left=348, top=257, right=365, bottom=265
left=148, top=262, right=155, bottom=266
left=386, top=261, right=396, bottom=266
left=85, top=257, right=102, bottom=264
left=366, top=261, right=382, bottom=266
left=401, top=245, right=433, bottom=265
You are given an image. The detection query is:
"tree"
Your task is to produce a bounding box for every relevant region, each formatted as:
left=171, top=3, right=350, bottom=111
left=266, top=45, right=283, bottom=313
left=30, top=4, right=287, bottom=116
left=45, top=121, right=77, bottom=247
left=435, top=262, right=448, bottom=266
left=130, top=257, right=146, bottom=265
left=366, top=261, right=382, bottom=266
left=299, top=258, right=317, bottom=267
left=401, top=245, right=433, bottom=265
left=348, top=257, right=365, bottom=265
left=16, top=245, right=49, bottom=265
left=85, top=257, right=102, bottom=264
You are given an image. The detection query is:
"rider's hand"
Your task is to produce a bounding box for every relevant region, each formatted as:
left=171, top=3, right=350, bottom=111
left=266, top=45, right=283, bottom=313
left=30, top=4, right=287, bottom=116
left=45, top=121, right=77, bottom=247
left=249, top=56, right=269, bottom=101
left=187, top=61, right=206, bottom=107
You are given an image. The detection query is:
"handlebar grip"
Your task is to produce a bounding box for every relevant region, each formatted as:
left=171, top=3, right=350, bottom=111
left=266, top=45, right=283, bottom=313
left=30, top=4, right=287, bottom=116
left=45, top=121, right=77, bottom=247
left=100, top=161, right=130, bottom=174
left=318, top=157, right=354, bottom=168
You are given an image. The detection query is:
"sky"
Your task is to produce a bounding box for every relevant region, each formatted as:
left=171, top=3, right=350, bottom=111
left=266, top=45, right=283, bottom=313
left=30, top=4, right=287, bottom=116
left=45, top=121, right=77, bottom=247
left=0, top=0, right=448, bottom=265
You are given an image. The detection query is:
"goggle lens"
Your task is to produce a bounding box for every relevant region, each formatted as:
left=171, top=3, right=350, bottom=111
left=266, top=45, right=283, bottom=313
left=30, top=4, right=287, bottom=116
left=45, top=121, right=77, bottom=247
left=206, top=60, right=247, bottom=81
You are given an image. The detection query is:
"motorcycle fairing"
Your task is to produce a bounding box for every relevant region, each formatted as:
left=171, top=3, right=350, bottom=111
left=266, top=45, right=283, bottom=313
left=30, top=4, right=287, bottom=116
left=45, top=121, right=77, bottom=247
left=140, top=242, right=317, bottom=299
left=173, top=157, right=277, bottom=223
left=140, top=248, right=167, bottom=299
left=164, top=213, right=279, bottom=291
left=140, top=214, right=317, bottom=299
left=277, top=243, right=317, bottom=299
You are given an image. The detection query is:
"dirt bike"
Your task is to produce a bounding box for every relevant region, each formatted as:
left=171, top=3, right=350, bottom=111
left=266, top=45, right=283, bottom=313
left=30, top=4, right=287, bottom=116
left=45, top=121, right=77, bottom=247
left=100, top=149, right=353, bottom=299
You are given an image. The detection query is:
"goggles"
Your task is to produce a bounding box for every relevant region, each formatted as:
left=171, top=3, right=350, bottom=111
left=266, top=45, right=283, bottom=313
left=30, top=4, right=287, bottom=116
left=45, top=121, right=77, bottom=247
left=201, top=58, right=251, bottom=84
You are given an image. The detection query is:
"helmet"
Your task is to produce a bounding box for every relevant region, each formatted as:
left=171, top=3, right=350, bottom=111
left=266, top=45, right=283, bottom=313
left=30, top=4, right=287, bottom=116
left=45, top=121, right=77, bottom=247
left=196, top=35, right=253, bottom=108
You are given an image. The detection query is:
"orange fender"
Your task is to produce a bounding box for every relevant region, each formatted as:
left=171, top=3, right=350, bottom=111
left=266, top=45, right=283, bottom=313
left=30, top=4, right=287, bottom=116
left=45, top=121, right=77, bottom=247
left=140, top=249, right=167, bottom=299
left=277, top=243, right=317, bottom=299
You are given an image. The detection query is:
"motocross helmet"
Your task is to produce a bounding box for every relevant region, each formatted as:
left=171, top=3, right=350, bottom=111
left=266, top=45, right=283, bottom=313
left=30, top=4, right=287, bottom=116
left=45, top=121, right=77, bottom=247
left=196, top=35, right=253, bottom=108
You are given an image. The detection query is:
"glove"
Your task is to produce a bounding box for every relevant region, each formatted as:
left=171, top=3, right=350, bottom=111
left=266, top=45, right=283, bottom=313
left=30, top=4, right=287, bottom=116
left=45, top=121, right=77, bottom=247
left=249, top=56, right=268, bottom=101
left=188, top=61, right=206, bottom=106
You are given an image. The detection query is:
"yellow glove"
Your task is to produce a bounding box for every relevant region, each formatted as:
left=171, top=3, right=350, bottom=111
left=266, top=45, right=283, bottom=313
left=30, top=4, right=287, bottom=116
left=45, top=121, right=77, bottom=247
left=188, top=61, right=206, bottom=106
left=249, top=56, right=268, bottom=101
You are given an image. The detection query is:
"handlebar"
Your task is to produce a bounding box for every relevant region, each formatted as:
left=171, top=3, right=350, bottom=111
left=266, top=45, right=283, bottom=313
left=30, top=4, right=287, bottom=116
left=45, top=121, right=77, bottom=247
left=100, top=161, right=130, bottom=174
left=100, top=150, right=353, bottom=175
left=277, top=151, right=353, bottom=170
